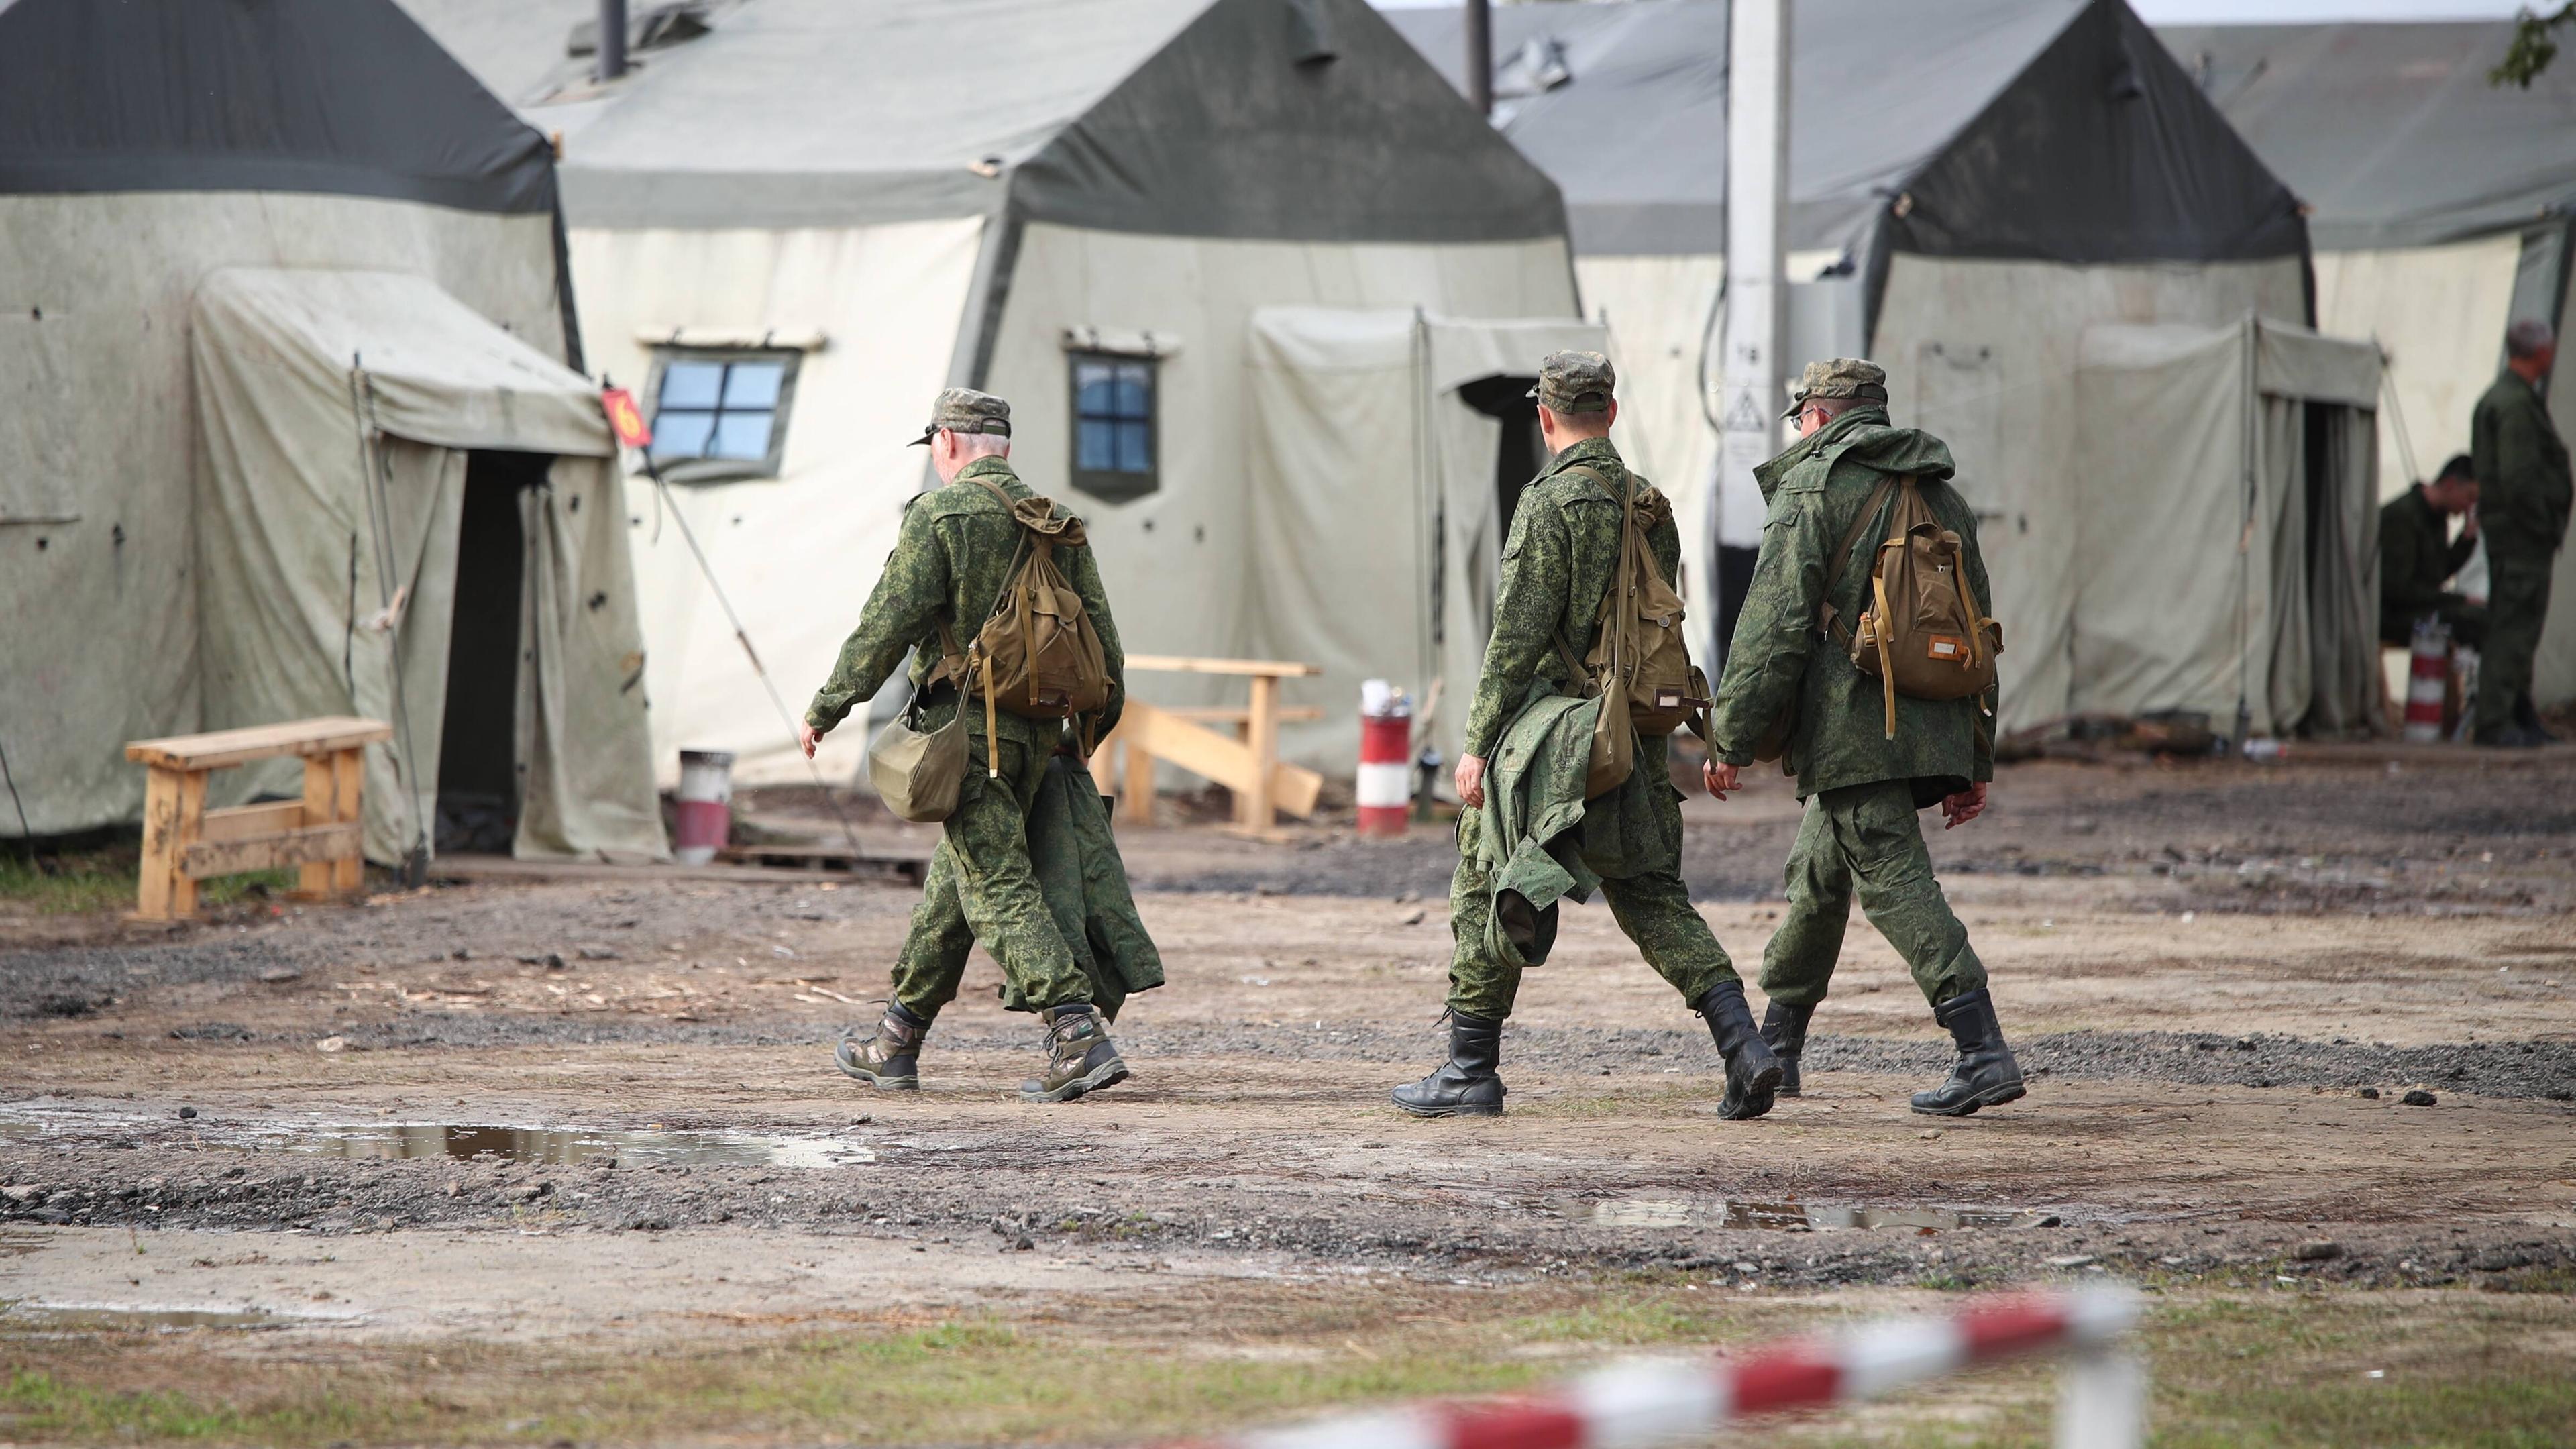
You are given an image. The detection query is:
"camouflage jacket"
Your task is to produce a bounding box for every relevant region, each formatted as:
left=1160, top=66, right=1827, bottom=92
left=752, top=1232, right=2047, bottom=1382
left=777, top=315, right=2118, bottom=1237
left=804, top=456, right=1126, bottom=745
left=1461, top=437, right=1682, bottom=760
left=2471, top=370, right=2571, bottom=555
left=1706, top=406, right=1995, bottom=800
left=2378, top=486, right=2476, bottom=634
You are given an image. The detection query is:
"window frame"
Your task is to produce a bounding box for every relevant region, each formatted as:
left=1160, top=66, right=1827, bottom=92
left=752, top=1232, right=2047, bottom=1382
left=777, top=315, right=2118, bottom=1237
left=1066, top=349, right=1161, bottom=504
left=642, top=345, right=803, bottom=483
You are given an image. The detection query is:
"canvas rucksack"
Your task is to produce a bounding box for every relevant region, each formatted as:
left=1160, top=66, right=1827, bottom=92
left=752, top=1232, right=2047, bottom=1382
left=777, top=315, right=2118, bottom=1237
left=1554, top=464, right=1711, bottom=798
left=1822, top=473, right=2001, bottom=740
left=936, top=476, right=1116, bottom=767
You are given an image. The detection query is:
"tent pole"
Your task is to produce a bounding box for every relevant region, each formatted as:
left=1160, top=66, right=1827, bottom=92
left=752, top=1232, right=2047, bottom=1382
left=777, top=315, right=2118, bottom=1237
left=596, top=0, right=628, bottom=83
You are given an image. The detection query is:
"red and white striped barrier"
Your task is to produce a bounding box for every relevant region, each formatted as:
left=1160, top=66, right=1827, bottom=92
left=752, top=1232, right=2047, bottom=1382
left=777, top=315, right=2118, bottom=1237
left=1186, top=1288, right=2142, bottom=1449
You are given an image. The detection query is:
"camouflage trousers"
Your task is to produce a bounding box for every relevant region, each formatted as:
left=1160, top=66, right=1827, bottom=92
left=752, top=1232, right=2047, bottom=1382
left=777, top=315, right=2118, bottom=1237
left=2475, top=547, right=2555, bottom=738
left=1444, top=822, right=1739, bottom=1022
left=1760, top=780, right=1986, bottom=1011
left=886, top=728, right=1092, bottom=1023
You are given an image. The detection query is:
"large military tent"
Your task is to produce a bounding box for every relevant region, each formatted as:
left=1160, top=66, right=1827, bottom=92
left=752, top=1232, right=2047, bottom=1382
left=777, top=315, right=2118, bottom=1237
left=2156, top=19, right=2576, bottom=706
left=1391, top=0, right=2316, bottom=734
left=0, top=0, right=664, bottom=862
left=403, top=0, right=1581, bottom=780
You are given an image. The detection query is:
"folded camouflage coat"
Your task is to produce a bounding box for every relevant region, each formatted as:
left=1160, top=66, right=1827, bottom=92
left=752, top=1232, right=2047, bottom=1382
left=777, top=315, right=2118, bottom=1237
left=1020, top=755, right=1164, bottom=1018
left=1461, top=684, right=1681, bottom=969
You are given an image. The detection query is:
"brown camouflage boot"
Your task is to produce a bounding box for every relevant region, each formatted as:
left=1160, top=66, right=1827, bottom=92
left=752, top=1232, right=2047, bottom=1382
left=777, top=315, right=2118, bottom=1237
left=1020, top=1004, right=1128, bottom=1103
left=834, top=1002, right=926, bottom=1091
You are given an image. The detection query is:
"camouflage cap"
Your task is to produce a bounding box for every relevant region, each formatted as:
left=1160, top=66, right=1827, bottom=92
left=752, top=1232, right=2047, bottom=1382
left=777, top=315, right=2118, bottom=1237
left=1782, top=357, right=1889, bottom=419
left=1527, top=350, right=1616, bottom=413
left=908, top=387, right=1012, bottom=446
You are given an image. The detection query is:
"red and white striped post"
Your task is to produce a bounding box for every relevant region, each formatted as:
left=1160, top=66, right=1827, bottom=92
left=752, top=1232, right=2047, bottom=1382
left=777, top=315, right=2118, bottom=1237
left=1357, top=681, right=1413, bottom=839
left=1179, top=1287, right=2143, bottom=1449
left=673, top=748, right=735, bottom=865
left=2404, top=616, right=2449, bottom=743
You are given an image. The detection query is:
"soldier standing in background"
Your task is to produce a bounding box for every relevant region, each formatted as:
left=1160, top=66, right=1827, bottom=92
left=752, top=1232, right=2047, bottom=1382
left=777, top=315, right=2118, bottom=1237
left=1703, top=359, right=2024, bottom=1118
left=2470, top=319, right=2571, bottom=747
left=797, top=388, right=1134, bottom=1103
left=1392, top=351, right=1782, bottom=1121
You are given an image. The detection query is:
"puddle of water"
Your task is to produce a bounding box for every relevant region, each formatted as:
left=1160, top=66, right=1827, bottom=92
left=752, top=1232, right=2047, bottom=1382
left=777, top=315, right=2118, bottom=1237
left=1, top=1302, right=316, bottom=1332
left=245, top=1123, right=876, bottom=1169
left=1586, top=1197, right=2041, bottom=1232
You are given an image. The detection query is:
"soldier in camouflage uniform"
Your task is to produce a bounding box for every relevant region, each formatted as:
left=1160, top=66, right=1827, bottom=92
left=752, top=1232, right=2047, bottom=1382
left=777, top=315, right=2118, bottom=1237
left=2469, top=319, right=2570, bottom=747
left=796, top=389, right=1132, bottom=1103
left=2377, top=453, right=2483, bottom=650
left=1392, top=352, right=1782, bottom=1120
left=1705, top=359, right=2023, bottom=1118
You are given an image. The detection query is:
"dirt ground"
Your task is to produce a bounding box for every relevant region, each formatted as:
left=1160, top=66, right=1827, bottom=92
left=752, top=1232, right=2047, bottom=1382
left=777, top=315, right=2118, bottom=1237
left=5, top=749, right=2575, bottom=1445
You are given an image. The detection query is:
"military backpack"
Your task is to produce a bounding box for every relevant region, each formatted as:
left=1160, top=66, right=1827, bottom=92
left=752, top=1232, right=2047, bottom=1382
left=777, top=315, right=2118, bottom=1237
left=1554, top=464, right=1711, bottom=797
left=1823, top=473, right=2001, bottom=740
left=933, top=476, right=1116, bottom=767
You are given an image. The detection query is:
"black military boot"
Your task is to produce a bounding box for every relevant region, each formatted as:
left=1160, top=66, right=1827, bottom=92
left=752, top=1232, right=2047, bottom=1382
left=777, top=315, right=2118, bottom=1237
left=1391, top=1011, right=1505, bottom=1118
left=1698, top=981, right=1783, bottom=1120
left=1761, top=1000, right=1814, bottom=1097
left=834, top=1002, right=926, bottom=1091
left=1910, top=987, right=2026, bottom=1117
left=1020, top=1004, right=1128, bottom=1103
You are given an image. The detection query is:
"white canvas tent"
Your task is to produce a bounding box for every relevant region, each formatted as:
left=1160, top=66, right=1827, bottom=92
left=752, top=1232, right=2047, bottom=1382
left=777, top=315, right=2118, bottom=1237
left=2157, top=20, right=2576, bottom=705
left=2071, top=318, right=2385, bottom=739
left=1387, top=0, right=2315, bottom=735
left=404, top=0, right=1581, bottom=783
left=0, top=0, right=663, bottom=862
left=1244, top=310, right=1609, bottom=767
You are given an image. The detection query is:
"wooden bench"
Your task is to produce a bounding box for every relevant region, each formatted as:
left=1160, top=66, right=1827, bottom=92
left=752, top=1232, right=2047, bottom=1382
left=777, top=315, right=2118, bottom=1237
left=1093, top=656, right=1324, bottom=834
left=123, top=717, right=392, bottom=920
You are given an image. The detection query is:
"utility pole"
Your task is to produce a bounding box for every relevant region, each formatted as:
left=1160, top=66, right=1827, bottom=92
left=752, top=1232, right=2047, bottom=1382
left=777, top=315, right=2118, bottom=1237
left=1466, top=0, right=1494, bottom=117
left=1711, top=0, right=1788, bottom=665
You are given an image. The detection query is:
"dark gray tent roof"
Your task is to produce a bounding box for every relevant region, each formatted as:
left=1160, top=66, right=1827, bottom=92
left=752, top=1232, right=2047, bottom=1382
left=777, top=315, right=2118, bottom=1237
left=404, top=0, right=1564, bottom=244
left=0, top=0, right=557, bottom=215
left=2156, top=21, right=2576, bottom=251
left=1386, top=0, right=2305, bottom=266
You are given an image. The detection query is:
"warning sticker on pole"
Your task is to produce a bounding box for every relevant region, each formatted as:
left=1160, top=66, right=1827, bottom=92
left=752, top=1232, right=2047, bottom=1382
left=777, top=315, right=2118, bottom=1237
left=602, top=387, right=652, bottom=449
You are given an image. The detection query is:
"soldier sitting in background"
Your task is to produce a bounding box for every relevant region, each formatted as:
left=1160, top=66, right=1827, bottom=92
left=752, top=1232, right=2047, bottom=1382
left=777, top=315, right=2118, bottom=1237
left=2379, top=453, right=2483, bottom=650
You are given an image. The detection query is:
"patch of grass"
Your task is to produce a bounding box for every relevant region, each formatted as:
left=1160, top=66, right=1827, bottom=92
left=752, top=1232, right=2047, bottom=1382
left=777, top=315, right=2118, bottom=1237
left=4, top=1287, right=2573, bottom=1446
left=0, top=841, right=297, bottom=916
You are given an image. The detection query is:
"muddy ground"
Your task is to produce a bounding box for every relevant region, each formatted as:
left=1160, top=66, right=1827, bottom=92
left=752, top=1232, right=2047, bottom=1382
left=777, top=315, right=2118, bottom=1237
left=4, top=750, right=2575, bottom=1444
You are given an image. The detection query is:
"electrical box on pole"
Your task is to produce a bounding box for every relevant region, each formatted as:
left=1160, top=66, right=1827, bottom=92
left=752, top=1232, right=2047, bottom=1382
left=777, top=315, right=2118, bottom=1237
left=1709, top=0, right=1788, bottom=667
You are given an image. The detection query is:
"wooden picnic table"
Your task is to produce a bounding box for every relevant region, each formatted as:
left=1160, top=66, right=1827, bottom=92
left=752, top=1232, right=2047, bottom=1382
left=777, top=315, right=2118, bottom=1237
left=123, top=716, right=390, bottom=920
left=1097, top=655, right=1323, bottom=833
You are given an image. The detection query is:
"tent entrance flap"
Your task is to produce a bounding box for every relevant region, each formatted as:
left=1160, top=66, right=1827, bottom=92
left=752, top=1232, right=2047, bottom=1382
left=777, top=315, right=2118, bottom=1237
left=1452, top=374, right=1544, bottom=557
left=435, top=451, right=547, bottom=856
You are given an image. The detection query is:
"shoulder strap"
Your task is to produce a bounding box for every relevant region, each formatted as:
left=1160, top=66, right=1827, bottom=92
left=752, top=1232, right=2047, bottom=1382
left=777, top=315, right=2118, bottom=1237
left=1818, top=473, right=1907, bottom=643
left=1558, top=462, right=1629, bottom=511
left=966, top=472, right=1018, bottom=510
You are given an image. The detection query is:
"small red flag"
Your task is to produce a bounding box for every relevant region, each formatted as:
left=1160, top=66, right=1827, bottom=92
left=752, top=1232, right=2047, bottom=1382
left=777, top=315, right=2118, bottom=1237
left=601, top=386, right=652, bottom=449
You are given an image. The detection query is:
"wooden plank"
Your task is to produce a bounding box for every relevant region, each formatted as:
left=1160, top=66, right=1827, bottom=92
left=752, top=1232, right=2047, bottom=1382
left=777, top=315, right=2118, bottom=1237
left=1122, top=738, right=1156, bottom=826
left=1244, top=672, right=1279, bottom=829
left=169, top=770, right=206, bottom=918
left=136, top=766, right=185, bottom=921
left=180, top=822, right=362, bottom=880
left=1117, top=700, right=1321, bottom=820
left=201, top=801, right=303, bottom=845
left=1165, top=706, right=1325, bottom=724
left=329, top=747, right=364, bottom=894
left=125, top=716, right=390, bottom=771
left=1124, top=655, right=1322, bottom=678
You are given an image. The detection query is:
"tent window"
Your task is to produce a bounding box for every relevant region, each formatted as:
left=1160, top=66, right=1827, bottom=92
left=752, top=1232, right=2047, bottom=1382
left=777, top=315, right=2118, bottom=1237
left=647, top=347, right=799, bottom=482
left=1069, top=352, right=1159, bottom=504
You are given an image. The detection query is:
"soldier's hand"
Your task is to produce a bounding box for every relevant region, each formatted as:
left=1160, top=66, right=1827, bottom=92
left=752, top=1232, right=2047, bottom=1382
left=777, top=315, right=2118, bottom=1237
left=796, top=722, right=822, bottom=760
left=2463, top=509, right=2480, bottom=541
left=1704, top=760, right=1739, bottom=800
left=1941, top=782, right=1988, bottom=830
left=1455, top=754, right=1488, bottom=808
